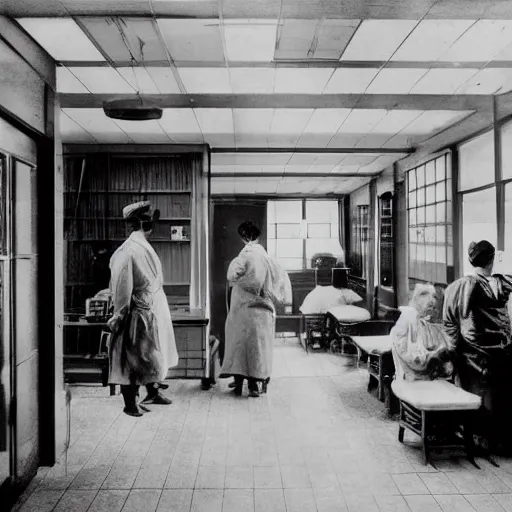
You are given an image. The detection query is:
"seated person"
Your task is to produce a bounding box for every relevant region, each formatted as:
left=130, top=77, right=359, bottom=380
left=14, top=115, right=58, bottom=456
left=391, top=283, right=454, bottom=382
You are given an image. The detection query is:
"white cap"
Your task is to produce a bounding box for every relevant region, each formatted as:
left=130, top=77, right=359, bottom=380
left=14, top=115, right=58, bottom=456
left=122, top=201, right=151, bottom=220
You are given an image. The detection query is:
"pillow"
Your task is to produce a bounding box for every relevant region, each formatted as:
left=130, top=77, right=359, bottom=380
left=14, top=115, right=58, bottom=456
left=327, top=305, right=371, bottom=323
left=299, top=285, right=363, bottom=314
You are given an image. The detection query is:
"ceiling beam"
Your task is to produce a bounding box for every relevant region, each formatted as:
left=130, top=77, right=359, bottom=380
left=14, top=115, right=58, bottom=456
left=211, top=147, right=412, bottom=154
left=4, top=0, right=512, bottom=20
left=59, top=93, right=488, bottom=111
left=211, top=172, right=379, bottom=178
left=58, top=60, right=512, bottom=70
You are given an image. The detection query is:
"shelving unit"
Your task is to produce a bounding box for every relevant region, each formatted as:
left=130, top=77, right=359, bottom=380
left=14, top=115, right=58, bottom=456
left=64, top=153, right=193, bottom=310
left=63, top=146, right=211, bottom=381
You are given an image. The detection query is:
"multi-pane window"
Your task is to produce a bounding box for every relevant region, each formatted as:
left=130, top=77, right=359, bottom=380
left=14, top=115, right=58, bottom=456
left=351, top=205, right=369, bottom=279
left=407, top=153, right=453, bottom=285
left=267, top=199, right=343, bottom=271
left=380, top=193, right=393, bottom=287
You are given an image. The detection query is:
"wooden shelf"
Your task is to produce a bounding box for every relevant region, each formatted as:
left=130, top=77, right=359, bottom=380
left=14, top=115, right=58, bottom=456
left=65, top=190, right=192, bottom=194
left=67, top=217, right=192, bottom=221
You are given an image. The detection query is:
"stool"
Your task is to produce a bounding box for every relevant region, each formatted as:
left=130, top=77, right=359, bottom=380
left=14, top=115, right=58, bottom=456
left=351, top=335, right=394, bottom=403
left=391, top=379, right=482, bottom=467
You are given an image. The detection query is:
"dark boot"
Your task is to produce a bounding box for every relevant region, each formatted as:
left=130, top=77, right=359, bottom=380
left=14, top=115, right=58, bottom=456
left=142, top=383, right=172, bottom=405
left=261, top=378, right=270, bottom=394
left=121, top=385, right=144, bottom=417
left=233, top=376, right=244, bottom=396
left=248, top=378, right=260, bottom=398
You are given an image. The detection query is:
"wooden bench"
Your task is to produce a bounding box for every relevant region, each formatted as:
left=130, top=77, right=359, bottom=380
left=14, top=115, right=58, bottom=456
left=391, top=379, right=482, bottom=467
left=351, top=335, right=394, bottom=403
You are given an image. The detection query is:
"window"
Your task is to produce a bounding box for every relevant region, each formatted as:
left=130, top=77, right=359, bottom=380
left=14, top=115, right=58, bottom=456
left=459, top=130, right=495, bottom=191
left=267, top=199, right=343, bottom=271
left=407, top=153, right=453, bottom=285
left=351, top=205, right=369, bottom=279
left=379, top=192, right=393, bottom=287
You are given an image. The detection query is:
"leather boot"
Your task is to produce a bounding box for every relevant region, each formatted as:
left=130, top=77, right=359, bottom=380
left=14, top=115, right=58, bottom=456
left=121, top=385, right=143, bottom=417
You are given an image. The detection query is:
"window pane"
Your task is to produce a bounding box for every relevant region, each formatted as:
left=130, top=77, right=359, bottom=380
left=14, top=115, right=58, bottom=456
left=502, top=183, right=512, bottom=266
left=417, top=207, right=425, bottom=225
left=267, top=201, right=276, bottom=224
left=409, top=227, right=417, bottom=243
left=409, top=209, right=417, bottom=226
left=307, top=223, right=331, bottom=238
left=268, top=224, right=276, bottom=239
left=436, top=202, right=446, bottom=223
left=436, top=156, right=446, bottom=182
left=417, top=165, right=425, bottom=188
left=436, top=225, right=446, bottom=244
left=436, top=181, right=446, bottom=202
left=277, top=223, right=301, bottom=238
left=417, top=187, right=425, bottom=206
left=276, top=200, right=302, bottom=223
left=426, top=160, right=436, bottom=185
left=408, top=169, right=416, bottom=191
left=278, top=258, right=303, bottom=271
left=425, top=185, right=436, bottom=205
left=462, top=187, right=497, bottom=275
left=306, top=200, right=338, bottom=223
left=409, top=191, right=417, bottom=209
left=425, top=205, right=435, bottom=224
left=306, top=239, right=343, bottom=264
left=459, top=130, right=495, bottom=192
left=276, top=238, right=303, bottom=258
left=267, top=238, right=276, bottom=257
left=424, top=226, right=435, bottom=244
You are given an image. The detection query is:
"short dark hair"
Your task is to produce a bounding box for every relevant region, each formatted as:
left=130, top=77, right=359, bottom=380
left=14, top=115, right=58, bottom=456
left=127, top=213, right=153, bottom=232
left=238, top=221, right=261, bottom=242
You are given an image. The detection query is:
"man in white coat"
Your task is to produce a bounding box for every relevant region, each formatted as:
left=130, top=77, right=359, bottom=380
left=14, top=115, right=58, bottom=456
left=107, top=201, right=179, bottom=417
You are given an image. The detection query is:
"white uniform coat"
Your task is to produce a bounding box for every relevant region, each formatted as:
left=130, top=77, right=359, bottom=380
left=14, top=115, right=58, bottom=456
left=107, top=230, right=178, bottom=385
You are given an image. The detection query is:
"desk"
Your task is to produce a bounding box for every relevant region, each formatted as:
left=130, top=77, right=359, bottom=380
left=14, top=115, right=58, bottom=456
left=351, top=335, right=394, bottom=403
left=63, top=309, right=210, bottom=388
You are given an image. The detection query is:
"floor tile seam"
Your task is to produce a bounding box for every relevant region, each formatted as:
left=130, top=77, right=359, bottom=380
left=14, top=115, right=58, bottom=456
left=66, top=409, right=132, bottom=490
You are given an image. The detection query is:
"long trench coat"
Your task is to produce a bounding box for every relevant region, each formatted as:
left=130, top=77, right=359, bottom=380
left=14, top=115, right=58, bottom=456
left=220, top=242, right=291, bottom=382
left=107, top=230, right=179, bottom=386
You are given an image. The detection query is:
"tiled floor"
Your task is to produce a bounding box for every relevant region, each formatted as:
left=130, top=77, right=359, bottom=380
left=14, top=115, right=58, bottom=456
left=13, top=338, right=512, bottom=512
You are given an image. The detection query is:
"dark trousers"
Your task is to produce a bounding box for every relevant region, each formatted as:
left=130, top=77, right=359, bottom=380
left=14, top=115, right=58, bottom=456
left=121, top=383, right=158, bottom=409
left=234, top=375, right=258, bottom=392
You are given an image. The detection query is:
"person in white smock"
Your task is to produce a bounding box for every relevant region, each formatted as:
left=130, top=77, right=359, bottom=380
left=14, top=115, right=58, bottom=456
left=107, top=201, right=179, bottom=416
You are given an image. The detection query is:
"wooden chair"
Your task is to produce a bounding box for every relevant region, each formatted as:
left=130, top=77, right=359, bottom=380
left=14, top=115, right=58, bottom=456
left=391, top=379, right=482, bottom=467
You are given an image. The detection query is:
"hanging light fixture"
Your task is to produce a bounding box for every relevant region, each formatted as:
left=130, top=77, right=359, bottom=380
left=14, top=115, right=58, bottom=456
left=103, top=98, right=163, bottom=121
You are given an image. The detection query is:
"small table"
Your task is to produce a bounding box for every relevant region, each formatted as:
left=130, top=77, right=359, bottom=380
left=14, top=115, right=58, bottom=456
left=351, top=335, right=394, bottom=402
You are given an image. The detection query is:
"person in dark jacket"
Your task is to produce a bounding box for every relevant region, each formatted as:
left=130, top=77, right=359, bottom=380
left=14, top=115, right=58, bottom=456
left=443, top=240, right=512, bottom=453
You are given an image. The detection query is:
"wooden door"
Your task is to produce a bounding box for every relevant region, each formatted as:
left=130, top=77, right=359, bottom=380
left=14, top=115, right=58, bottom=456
left=210, top=202, right=266, bottom=341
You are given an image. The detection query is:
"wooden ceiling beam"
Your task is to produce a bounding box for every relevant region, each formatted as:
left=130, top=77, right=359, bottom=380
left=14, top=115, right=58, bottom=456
left=58, top=60, right=512, bottom=70
left=59, top=93, right=489, bottom=111
left=211, top=172, right=379, bottom=178
left=211, top=147, right=412, bottom=154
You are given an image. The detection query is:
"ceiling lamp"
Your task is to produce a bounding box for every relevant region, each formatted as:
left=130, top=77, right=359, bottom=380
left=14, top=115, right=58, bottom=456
left=103, top=98, right=162, bottom=121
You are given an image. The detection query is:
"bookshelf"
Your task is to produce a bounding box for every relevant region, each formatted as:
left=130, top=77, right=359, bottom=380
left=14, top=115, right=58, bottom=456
left=62, top=146, right=211, bottom=381
left=64, top=153, right=195, bottom=311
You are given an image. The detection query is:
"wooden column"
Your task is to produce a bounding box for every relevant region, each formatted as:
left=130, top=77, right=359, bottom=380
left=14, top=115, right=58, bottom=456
left=367, top=179, right=377, bottom=316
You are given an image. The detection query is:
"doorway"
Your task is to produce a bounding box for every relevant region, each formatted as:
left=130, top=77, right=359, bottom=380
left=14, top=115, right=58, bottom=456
left=210, top=201, right=267, bottom=341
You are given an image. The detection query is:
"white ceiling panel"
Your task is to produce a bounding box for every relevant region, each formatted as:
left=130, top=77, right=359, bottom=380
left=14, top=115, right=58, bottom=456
left=211, top=154, right=235, bottom=166
left=355, top=135, right=395, bottom=148
left=157, top=19, right=225, bottom=62
left=78, top=17, right=167, bottom=63
left=255, top=178, right=281, bottom=194
left=410, top=69, right=477, bottom=95
left=57, top=66, right=90, bottom=93
left=327, top=134, right=365, bottom=148
left=268, top=135, right=306, bottom=148
left=302, top=109, right=352, bottom=134
left=337, top=109, right=388, bottom=134
left=313, top=19, right=360, bottom=60
left=323, top=69, right=379, bottom=94
left=195, top=108, right=233, bottom=134
left=307, top=165, right=337, bottom=173
left=211, top=177, right=235, bottom=195
left=233, top=109, right=273, bottom=134
left=62, top=108, right=134, bottom=143
left=223, top=20, right=277, bottom=62
left=370, top=110, right=424, bottom=135
left=366, top=69, right=428, bottom=94
left=234, top=134, right=270, bottom=147
left=16, top=18, right=106, bottom=61
left=118, top=67, right=163, bottom=94
left=270, top=109, right=314, bottom=134
left=284, top=165, right=312, bottom=173
left=455, top=68, right=512, bottom=95
left=67, top=67, right=135, bottom=93
left=145, top=67, right=182, bottom=93
left=440, top=20, right=512, bottom=62
left=229, top=68, right=275, bottom=93
left=159, top=109, right=202, bottom=136
left=314, top=155, right=345, bottom=166
left=179, top=68, right=232, bottom=93
left=203, top=133, right=236, bottom=146
left=274, top=19, right=319, bottom=60
left=296, top=133, right=335, bottom=148
left=234, top=153, right=292, bottom=165
left=331, top=164, right=365, bottom=174
left=111, top=119, right=171, bottom=144
left=287, top=153, right=318, bottom=166
left=274, top=68, right=333, bottom=93
left=60, top=110, right=96, bottom=143
left=341, top=155, right=379, bottom=166
left=400, top=110, right=472, bottom=135
left=391, top=20, right=475, bottom=61
left=341, top=20, right=417, bottom=61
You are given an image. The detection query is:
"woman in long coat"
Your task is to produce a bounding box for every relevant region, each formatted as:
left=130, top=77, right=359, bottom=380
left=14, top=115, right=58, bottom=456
left=220, top=221, right=291, bottom=397
left=108, top=201, right=179, bottom=416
